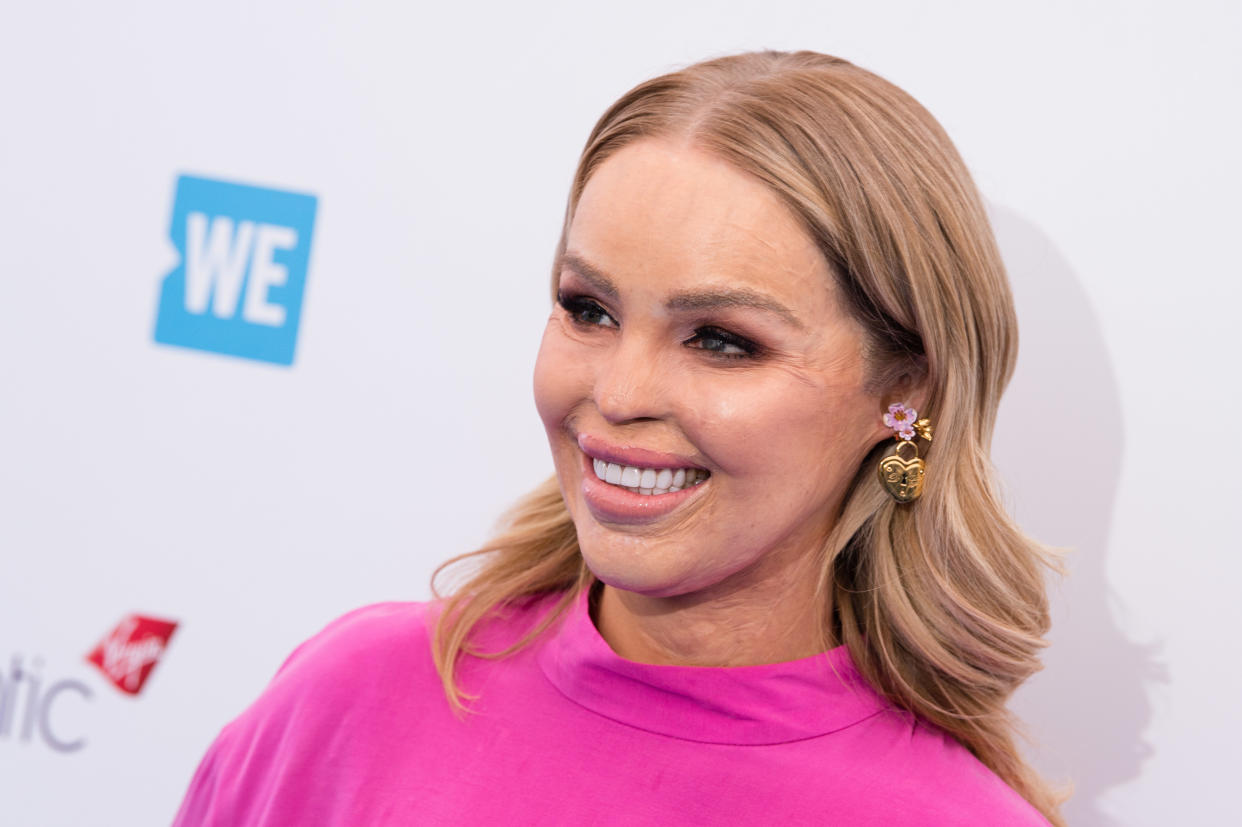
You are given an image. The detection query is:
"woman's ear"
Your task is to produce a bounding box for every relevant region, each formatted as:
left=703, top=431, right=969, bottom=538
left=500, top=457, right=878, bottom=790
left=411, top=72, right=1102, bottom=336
left=873, top=358, right=931, bottom=441
left=893, top=366, right=931, bottom=414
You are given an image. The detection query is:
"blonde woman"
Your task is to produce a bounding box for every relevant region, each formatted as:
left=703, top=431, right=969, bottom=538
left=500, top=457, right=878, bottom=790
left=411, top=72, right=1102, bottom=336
left=174, top=51, right=1063, bottom=826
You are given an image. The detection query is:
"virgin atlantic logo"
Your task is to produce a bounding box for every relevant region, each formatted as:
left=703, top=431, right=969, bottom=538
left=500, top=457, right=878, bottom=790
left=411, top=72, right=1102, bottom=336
left=85, top=614, right=179, bottom=696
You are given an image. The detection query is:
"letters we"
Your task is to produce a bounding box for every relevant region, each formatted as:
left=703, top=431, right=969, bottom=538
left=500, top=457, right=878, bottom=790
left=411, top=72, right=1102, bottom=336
left=183, top=212, right=298, bottom=327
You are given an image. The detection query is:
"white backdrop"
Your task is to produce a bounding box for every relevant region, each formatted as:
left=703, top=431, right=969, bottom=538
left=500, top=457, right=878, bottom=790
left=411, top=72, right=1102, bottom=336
left=1, top=1, right=1238, bottom=824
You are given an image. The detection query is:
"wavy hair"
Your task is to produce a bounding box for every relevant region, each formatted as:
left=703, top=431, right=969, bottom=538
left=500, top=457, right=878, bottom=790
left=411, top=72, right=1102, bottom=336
left=431, top=50, right=1065, bottom=824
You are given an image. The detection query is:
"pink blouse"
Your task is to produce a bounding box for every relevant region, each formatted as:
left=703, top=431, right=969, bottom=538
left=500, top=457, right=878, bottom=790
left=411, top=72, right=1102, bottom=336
left=172, top=590, right=1047, bottom=825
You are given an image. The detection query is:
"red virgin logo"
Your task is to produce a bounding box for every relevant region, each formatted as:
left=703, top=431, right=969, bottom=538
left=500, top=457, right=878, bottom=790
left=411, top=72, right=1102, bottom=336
left=85, top=614, right=178, bottom=696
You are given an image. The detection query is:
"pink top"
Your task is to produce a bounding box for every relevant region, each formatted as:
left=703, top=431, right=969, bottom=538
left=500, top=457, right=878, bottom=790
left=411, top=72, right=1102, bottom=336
left=172, top=590, right=1047, bottom=825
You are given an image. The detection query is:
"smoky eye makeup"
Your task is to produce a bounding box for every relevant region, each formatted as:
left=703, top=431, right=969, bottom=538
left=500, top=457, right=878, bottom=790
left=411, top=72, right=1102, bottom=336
left=685, top=325, right=764, bottom=360
left=556, top=277, right=769, bottom=361
left=557, top=291, right=618, bottom=328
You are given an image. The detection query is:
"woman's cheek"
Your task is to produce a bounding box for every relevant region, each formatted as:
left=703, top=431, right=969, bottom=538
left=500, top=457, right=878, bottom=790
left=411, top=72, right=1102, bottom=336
left=533, top=323, right=590, bottom=428
left=683, top=380, right=797, bottom=473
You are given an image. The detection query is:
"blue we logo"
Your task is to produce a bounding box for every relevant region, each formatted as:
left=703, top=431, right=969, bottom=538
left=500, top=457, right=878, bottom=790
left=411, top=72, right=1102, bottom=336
left=154, top=175, right=318, bottom=366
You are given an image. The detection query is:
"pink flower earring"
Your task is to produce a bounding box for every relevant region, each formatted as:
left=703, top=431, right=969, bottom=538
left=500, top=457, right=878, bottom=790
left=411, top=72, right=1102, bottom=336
left=877, top=403, right=933, bottom=503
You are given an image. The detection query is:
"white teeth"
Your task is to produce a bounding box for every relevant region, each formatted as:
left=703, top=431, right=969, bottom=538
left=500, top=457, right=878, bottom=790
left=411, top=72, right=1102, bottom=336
left=590, top=457, right=709, bottom=495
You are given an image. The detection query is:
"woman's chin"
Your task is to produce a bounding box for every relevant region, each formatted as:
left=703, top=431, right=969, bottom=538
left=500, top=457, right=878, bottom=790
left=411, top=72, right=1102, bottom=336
left=581, top=555, right=688, bottom=599
left=579, top=546, right=730, bottom=601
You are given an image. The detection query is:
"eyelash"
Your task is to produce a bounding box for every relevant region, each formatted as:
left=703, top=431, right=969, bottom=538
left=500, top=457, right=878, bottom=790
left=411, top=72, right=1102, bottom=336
left=556, top=293, right=762, bottom=360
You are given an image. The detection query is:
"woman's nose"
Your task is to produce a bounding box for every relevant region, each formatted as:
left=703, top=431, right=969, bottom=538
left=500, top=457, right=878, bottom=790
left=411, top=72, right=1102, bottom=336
left=592, top=334, right=670, bottom=424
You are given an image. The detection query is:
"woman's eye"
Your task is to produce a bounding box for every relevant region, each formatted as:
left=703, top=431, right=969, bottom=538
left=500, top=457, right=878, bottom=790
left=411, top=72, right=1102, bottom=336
left=558, top=294, right=618, bottom=328
left=686, top=327, right=760, bottom=359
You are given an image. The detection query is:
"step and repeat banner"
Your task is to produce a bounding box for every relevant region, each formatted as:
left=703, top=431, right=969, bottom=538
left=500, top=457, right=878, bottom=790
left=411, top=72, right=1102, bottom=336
left=1, top=2, right=1237, bottom=825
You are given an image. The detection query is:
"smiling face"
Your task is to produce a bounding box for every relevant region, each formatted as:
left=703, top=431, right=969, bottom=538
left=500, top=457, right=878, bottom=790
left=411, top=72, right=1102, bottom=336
left=533, top=139, right=893, bottom=603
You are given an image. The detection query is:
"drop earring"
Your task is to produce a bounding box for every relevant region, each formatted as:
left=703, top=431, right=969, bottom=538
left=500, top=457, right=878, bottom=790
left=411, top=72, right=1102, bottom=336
left=877, top=403, right=933, bottom=503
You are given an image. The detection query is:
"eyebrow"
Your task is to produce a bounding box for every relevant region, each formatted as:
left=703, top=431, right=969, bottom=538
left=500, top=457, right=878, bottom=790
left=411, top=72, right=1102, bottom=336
left=558, top=251, right=805, bottom=329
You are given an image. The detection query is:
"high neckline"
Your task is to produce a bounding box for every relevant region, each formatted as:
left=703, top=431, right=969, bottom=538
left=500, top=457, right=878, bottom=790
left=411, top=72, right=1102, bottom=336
left=535, top=589, right=891, bottom=745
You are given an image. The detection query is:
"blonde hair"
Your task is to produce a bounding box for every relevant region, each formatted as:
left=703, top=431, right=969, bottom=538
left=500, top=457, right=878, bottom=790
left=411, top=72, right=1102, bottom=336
left=432, top=50, right=1065, bottom=823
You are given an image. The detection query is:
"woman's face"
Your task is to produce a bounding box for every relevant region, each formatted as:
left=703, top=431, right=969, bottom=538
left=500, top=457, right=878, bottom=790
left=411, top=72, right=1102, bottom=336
left=533, top=139, right=892, bottom=600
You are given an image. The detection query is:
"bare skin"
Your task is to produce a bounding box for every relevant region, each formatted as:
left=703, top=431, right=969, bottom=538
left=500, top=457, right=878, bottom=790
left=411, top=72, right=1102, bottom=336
left=533, top=138, right=917, bottom=667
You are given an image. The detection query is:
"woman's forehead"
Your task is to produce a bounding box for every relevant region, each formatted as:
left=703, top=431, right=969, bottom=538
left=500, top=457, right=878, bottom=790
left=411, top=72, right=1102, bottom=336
left=566, top=140, right=837, bottom=313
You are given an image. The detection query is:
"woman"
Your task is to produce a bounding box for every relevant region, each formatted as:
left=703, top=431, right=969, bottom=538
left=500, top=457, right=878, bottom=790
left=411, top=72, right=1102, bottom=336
left=174, top=51, right=1063, bottom=825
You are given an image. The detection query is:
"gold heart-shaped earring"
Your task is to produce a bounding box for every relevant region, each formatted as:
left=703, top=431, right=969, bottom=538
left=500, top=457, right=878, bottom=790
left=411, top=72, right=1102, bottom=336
left=877, top=403, right=933, bottom=504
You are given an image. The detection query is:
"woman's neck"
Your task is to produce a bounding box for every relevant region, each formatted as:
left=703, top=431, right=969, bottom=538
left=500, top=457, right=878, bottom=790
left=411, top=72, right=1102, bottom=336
left=590, top=553, right=833, bottom=667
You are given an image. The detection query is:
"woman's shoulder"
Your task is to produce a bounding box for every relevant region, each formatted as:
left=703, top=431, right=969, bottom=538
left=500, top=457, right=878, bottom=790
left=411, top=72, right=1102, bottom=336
left=216, top=600, right=448, bottom=743
left=172, top=596, right=563, bottom=826
left=838, top=710, right=1051, bottom=825
left=277, top=591, right=562, bottom=668
left=206, top=592, right=563, bottom=730
left=171, top=601, right=441, bottom=825
left=269, top=600, right=438, bottom=684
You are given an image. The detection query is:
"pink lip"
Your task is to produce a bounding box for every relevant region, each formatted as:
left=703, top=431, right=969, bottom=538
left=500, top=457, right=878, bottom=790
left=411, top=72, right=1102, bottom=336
left=576, top=432, right=706, bottom=470
left=576, top=438, right=709, bottom=526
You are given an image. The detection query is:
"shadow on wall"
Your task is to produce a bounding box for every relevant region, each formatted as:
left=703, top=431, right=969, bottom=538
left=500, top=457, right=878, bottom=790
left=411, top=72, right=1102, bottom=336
left=988, top=204, right=1164, bottom=827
